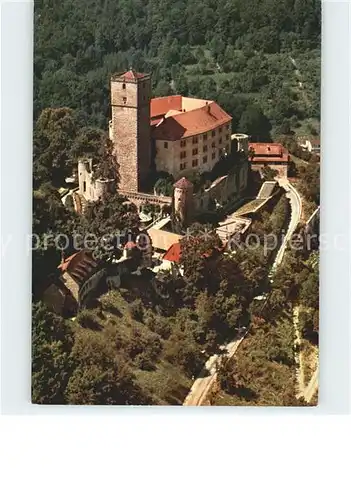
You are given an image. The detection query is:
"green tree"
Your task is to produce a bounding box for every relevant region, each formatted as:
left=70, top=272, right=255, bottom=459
left=239, top=105, right=272, bottom=142
left=33, top=107, right=78, bottom=187
left=32, top=302, right=74, bottom=404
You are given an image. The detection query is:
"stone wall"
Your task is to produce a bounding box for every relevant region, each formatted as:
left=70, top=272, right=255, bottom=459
left=194, top=161, right=248, bottom=211
left=78, top=159, right=116, bottom=202
left=251, top=163, right=288, bottom=179
left=118, top=189, right=172, bottom=210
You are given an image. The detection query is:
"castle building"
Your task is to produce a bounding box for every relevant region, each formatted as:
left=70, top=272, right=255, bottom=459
left=78, top=158, right=116, bottom=202
left=73, top=70, right=248, bottom=219
left=110, top=69, right=152, bottom=192
left=173, top=177, right=194, bottom=226
left=150, top=96, right=232, bottom=177
left=249, top=142, right=290, bottom=178
left=109, top=71, right=232, bottom=191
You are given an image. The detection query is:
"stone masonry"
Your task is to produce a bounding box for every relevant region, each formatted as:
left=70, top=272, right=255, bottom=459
left=110, top=70, right=152, bottom=192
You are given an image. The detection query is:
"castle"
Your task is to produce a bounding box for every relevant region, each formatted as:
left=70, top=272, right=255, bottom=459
left=78, top=69, right=249, bottom=223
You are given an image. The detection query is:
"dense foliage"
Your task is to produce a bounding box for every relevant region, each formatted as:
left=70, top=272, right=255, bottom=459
left=32, top=0, right=321, bottom=405
left=34, top=0, right=321, bottom=136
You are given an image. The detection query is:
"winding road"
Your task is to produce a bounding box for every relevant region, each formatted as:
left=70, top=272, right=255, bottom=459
left=183, top=181, right=303, bottom=406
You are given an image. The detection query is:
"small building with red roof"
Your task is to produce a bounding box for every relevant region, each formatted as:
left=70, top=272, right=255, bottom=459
left=249, top=142, right=290, bottom=178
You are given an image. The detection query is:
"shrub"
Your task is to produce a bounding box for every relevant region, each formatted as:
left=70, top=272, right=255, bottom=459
left=144, top=310, right=156, bottom=331
left=153, top=316, right=172, bottom=339
left=128, top=299, right=144, bottom=322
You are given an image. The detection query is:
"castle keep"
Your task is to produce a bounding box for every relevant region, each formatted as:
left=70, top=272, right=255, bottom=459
left=110, top=70, right=152, bottom=192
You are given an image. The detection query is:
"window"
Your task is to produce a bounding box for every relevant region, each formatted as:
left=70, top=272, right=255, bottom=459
left=226, top=134, right=229, bottom=140
left=164, top=142, right=168, bottom=149
left=180, top=151, right=187, bottom=159
left=203, top=133, right=208, bottom=141
left=192, top=159, right=198, bottom=167
left=122, top=83, right=126, bottom=90
left=226, top=124, right=230, bottom=130
left=83, top=181, right=86, bottom=192
left=219, top=138, right=222, bottom=145
left=212, top=142, right=215, bottom=148
left=192, top=136, right=198, bottom=144
left=203, top=145, right=208, bottom=153
left=180, top=140, right=186, bottom=147
left=123, top=97, right=127, bottom=104
left=180, top=162, right=187, bottom=170
left=219, top=127, right=222, bottom=133
left=203, top=156, right=208, bottom=164
left=212, top=152, right=216, bottom=160
left=192, top=148, right=198, bottom=155
left=211, top=130, right=216, bottom=137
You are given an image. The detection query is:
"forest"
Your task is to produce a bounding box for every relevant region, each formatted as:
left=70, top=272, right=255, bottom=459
left=34, top=0, right=321, bottom=136
left=32, top=0, right=321, bottom=405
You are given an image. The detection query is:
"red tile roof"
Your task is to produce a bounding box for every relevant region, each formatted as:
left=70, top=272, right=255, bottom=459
left=58, top=253, right=79, bottom=273
left=151, top=96, right=182, bottom=119
left=173, top=177, right=193, bottom=189
left=163, top=242, right=181, bottom=263
left=116, top=69, right=148, bottom=82
left=249, top=143, right=290, bottom=163
left=151, top=100, right=231, bottom=141
left=58, top=250, right=97, bottom=277
left=124, top=241, right=137, bottom=250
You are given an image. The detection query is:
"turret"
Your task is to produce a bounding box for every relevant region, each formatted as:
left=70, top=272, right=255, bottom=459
left=173, top=177, right=193, bottom=226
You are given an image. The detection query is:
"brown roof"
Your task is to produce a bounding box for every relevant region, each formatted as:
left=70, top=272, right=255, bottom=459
left=58, top=250, right=97, bottom=284
left=173, top=177, right=193, bottom=189
left=152, top=101, right=231, bottom=141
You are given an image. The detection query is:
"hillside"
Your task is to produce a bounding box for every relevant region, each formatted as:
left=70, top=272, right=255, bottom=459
left=34, top=0, right=321, bottom=136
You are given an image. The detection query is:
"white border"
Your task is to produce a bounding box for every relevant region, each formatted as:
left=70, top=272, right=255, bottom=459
left=1, top=0, right=350, bottom=414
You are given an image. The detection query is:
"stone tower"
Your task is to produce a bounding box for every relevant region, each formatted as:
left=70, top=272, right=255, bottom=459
left=173, top=177, right=194, bottom=227
left=110, top=69, right=152, bottom=192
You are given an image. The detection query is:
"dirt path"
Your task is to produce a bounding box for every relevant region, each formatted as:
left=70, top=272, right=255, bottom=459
left=294, top=305, right=319, bottom=402
left=293, top=307, right=305, bottom=396
left=303, top=365, right=319, bottom=403
left=289, top=55, right=311, bottom=109
left=183, top=332, right=248, bottom=406
left=183, top=183, right=302, bottom=406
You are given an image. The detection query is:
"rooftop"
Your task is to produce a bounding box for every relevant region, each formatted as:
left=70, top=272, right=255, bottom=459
left=58, top=250, right=98, bottom=285
left=163, top=242, right=182, bottom=263
left=216, top=216, right=252, bottom=242
left=173, top=177, right=193, bottom=190
left=112, top=69, right=149, bottom=82
left=147, top=228, right=182, bottom=252
left=249, top=142, right=290, bottom=163
left=256, top=181, right=278, bottom=199
left=151, top=96, right=231, bottom=140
